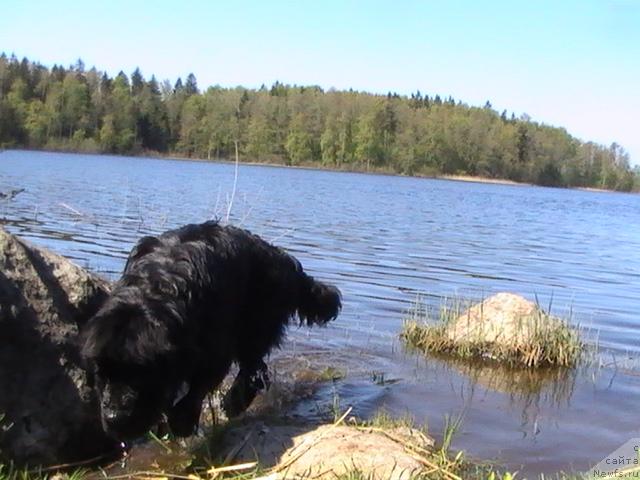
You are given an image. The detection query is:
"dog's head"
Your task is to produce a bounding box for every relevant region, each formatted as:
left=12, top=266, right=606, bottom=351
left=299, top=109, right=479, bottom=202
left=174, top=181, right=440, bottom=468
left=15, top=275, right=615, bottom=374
left=79, top=295, right=180, bottom=439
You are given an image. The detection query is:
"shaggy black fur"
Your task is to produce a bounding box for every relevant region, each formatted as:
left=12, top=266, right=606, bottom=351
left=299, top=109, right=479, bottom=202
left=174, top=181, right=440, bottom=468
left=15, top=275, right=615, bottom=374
left=79, top=221, right=341, bottom=440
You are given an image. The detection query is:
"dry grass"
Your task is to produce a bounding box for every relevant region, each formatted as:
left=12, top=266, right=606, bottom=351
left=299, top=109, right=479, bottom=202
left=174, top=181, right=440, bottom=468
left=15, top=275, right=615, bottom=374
left=400, top=296, right=583, bottom=368
left=0, top=407, right=588, bottom=480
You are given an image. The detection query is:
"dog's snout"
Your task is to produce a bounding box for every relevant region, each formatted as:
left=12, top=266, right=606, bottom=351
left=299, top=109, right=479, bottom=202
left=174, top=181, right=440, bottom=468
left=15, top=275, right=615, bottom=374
left=101, top=404, right=125, bottom=431
left=100, top=404, right=134, bottom=439
left=103, top=407, right=118, bottom=422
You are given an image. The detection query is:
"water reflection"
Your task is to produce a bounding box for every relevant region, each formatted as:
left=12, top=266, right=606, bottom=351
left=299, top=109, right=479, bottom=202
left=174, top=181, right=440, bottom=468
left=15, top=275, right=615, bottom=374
left=443, top=356, right=578, bottom=409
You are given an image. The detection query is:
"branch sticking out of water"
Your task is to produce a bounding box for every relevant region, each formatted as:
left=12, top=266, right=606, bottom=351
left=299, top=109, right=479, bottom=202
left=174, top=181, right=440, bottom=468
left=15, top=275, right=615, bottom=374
left=225, top=140, right=240, bottom=223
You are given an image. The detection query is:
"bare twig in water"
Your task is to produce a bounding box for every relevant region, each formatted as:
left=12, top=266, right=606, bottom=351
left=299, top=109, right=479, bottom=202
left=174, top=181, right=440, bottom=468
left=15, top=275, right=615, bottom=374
left=225, top=140, right=240, bottom=223
left=59, top=202, right=85, bottom=217
left=59, top=202, right=98, bottom=226
left=0, top=188, right=25, bottom=200
left=238, top=187, right=264, bottom=227
left=210, top=186, right=223, bottom=221
left=270, top=227, right=297, bottom=244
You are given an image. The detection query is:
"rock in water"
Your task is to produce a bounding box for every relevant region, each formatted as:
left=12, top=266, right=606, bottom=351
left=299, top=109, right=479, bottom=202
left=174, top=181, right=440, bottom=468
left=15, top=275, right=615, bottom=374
left=444, top=292, right=581, bottom=367
left=445, top=292, right=541, bottom=346
left=0, top=227, right=116, bottom=465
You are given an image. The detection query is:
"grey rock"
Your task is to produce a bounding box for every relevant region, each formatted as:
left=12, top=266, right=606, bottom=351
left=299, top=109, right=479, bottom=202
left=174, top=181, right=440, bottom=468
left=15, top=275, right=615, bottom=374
left=0, top=227, right=117, bottom=466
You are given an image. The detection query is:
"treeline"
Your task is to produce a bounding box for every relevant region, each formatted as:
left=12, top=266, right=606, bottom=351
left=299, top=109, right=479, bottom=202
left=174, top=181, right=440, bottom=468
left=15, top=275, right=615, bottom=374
left=1, top=53, right=638, bottom=191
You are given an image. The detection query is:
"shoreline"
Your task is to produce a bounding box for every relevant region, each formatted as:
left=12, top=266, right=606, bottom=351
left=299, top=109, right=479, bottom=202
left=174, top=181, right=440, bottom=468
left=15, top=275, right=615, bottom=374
left=103, top=149, right=536, bottom=187
left=3, top=147, right=634, bottom=194
left=437, top=174, right=529, bottom=186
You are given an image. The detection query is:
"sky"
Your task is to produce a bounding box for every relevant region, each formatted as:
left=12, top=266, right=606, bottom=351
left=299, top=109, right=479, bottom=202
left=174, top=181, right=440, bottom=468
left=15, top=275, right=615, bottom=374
left=1, top=0, right=639, bottom=165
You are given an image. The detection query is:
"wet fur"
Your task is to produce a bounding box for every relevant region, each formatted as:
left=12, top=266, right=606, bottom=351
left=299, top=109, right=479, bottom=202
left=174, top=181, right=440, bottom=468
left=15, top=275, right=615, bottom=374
left=79, top=221, right=341, bottom=439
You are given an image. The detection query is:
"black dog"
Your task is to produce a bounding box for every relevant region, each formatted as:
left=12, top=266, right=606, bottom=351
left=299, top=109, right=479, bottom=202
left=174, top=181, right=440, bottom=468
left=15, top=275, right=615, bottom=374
left=79, top=221, right=341, bottom=440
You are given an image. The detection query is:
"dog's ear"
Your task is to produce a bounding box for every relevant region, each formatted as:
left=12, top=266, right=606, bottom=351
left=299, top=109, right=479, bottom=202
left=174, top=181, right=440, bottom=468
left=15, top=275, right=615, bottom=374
left=78, top=305, right=138, bottom=363
left=80, top=303, right=175, bottom=366
left=124, top=236, right=162, bottom=272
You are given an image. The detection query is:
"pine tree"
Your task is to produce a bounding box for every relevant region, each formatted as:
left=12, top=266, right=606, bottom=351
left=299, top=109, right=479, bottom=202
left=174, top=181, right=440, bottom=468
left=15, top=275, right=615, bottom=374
left=174, top=77, right=184, bottom=93
left=516, top=123, right=531, bottom=164
left=131, top=67, right=144, bottom=95
left=185, top=73, right=198, bottom=96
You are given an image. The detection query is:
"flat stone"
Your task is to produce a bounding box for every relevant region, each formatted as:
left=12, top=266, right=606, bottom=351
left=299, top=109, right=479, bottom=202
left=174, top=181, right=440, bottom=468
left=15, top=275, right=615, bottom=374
left=216, top=420, right=433, bottom=480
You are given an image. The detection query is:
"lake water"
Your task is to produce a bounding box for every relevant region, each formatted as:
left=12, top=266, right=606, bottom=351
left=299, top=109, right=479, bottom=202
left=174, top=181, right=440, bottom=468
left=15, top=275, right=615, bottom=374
left=1, top=150, right=639, bottom=475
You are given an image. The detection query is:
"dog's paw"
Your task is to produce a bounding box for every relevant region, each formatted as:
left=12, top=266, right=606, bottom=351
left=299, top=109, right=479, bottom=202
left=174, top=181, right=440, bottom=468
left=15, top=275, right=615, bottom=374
left=221, top=393, right=241, bottom=418
left=167, top=409, right=199, bottom=437
left=222, top=367, right=270, bottom=418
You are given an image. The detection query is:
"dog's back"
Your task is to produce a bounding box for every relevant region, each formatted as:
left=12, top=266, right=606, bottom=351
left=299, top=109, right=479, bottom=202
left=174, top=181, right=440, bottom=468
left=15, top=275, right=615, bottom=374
left=122, top=221, right=341, bottom=332
left=120, top=220, right=342, bottom=402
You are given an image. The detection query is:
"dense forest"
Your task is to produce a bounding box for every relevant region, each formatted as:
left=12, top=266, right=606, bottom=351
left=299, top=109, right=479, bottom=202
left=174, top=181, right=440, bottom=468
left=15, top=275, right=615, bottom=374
left=1, top=54, right=638, bottom=191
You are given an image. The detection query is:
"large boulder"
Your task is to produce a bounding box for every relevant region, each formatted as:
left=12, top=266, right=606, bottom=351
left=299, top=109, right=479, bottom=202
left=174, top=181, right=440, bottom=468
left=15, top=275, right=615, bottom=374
left=0, top=227, right=116, bottom=465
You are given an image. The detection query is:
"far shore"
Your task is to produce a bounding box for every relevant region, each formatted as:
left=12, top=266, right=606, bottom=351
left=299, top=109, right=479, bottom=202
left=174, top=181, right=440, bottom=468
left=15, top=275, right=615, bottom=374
left=3, top=147, right=633, bottom=193
left=141, top=150, right=535, bottom=187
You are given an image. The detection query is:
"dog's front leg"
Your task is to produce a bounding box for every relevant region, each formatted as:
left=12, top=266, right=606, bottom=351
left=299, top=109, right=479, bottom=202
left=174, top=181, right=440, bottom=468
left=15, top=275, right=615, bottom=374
left=222, top=359, right=270, bottom=418
left=168, top=363, right=230, bottom=437
left=167, top=386, right=209, bottom=437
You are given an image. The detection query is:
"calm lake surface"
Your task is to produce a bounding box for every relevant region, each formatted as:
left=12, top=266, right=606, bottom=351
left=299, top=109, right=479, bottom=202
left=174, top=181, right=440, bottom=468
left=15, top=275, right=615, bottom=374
left=1, top=150, right=639, bottom=475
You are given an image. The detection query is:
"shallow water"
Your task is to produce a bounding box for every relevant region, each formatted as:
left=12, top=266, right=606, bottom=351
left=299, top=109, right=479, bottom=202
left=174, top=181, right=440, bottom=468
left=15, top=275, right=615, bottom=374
left=1, top=150, right=639, bottom=475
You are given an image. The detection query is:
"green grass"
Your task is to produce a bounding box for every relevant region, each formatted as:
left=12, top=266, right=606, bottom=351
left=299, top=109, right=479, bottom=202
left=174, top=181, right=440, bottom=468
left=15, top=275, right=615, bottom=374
left=0, top=465, right=86, bottom=480
left=316, top=366, right=346, bottom=382
left=400, top=295, right=584, bottom=368
left=364, top=408, right=420, bottom=432
left=353, top=408, right=520, bottom=480
left=441, top=412, right=464, bottom=455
